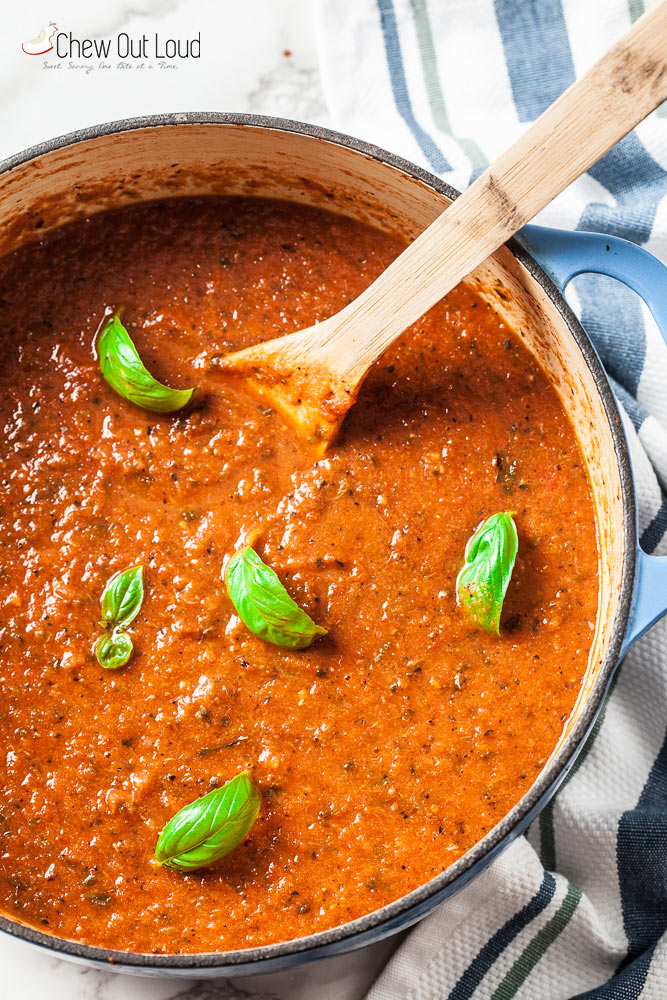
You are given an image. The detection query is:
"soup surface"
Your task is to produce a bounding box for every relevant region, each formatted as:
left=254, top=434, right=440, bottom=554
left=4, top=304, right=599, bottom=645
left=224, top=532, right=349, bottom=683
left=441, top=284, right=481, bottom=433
left=0, top=197, right=598, bottom=953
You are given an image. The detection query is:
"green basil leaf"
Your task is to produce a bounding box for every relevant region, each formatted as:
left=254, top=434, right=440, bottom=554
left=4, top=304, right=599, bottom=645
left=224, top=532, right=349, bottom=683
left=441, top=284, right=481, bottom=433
left=100, top=564, right=144, bottom=628
left=456, top=512, right=518, bottom=635
left=225, top=546, right=328, bottom=650
left=98, top=311, right=196, bottom=413
left=155, top=770, right=261, bottom=872
left=96, top=630, right=133, bottom=670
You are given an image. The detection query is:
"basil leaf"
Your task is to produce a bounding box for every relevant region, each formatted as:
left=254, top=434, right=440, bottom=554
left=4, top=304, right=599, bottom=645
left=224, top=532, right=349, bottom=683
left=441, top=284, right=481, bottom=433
left=95, top=566, right=143, bottom=670
left=100, top=564, right=144, bottom=628
left=155, top=770, right=261, bottom=872
left=456, top=512, right=518, bottom=635
left=225, top=546, right=328, bottom=650
left=98, top=311, right=196, bottom=413
left=96, top=631, right=133, bottom=670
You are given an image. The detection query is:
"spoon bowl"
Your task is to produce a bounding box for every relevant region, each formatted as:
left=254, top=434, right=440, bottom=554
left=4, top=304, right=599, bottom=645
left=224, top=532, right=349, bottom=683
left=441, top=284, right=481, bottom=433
left=219, top=1, right=667, bottom=451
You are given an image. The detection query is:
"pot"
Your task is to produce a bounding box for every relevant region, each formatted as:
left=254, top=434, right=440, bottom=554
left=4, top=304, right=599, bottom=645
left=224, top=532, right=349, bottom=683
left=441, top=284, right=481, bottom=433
left=0, top=113, right=665, bottom=977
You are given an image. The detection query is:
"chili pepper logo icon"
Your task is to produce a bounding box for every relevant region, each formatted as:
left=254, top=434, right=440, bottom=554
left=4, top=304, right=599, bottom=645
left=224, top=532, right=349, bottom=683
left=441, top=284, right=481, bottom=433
left=22, top=23, right=58, bottom=55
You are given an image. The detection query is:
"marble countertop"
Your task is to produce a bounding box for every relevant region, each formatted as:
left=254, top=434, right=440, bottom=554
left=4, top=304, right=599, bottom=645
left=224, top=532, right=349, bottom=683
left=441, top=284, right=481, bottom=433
left=1, top=0, right=331, bottom=160
left=1, top=931, right=403, bottom=1000
left=0, top=2, right=403, bottom=998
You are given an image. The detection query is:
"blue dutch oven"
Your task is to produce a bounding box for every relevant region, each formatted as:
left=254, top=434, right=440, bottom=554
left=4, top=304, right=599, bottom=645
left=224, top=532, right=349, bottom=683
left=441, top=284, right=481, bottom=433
left=0, top=115, right=665, bottom=977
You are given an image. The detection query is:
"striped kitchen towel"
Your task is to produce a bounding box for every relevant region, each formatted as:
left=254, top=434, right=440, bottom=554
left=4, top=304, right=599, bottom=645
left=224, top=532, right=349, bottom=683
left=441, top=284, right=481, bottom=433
left=316, top=1, right=667, bottom=997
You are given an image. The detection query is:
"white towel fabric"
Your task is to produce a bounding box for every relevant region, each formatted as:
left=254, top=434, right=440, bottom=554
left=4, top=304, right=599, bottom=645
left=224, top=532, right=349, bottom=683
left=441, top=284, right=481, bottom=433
left=316, top=2, right=667, bottom=997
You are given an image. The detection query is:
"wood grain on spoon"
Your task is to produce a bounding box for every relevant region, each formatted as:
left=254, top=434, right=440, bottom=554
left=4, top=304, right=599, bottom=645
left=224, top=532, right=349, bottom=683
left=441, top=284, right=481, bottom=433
left=217, top=1, right=667, bottom=451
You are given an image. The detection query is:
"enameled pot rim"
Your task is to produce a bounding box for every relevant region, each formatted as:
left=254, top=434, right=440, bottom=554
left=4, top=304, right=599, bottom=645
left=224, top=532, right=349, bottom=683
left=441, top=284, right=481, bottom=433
left=0, top=112, right=637, bottom=974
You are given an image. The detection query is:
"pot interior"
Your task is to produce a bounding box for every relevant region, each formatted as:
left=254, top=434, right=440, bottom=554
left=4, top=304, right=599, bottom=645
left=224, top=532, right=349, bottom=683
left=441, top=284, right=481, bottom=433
left=0, top=118, right=625, bottom=925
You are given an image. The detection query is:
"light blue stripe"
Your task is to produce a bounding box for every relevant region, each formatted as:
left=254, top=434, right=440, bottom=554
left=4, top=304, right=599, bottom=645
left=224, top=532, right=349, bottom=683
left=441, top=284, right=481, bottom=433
left=493, top=0, right=575, bottom=122
left=579, top=134, right=667, bottom=243
left=376, top=0, right=451, bottom=172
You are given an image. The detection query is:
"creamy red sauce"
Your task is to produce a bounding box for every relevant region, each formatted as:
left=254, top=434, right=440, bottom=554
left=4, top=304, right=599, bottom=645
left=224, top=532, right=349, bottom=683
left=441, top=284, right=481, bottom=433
left=0, top=196, right=598, bottom=953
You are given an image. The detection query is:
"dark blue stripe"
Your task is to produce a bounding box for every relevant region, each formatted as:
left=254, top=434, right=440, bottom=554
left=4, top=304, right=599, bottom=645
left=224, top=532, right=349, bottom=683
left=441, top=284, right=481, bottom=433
left=574, top=274, right=647, bottom=395
left=640, top=496, right=667, bottom=554
left=376, top=0, right=450, bottom=172
left=611, top=378, right=648, bottom=433
left=447, top=872, right=557, bottom=1000
left=493, top=0, right=575, bottom=121
left=616, top=729, right=667, bottom=965
left=578, top=134, right=667, bottom=244
left=569, top=941, right=657, bottom=999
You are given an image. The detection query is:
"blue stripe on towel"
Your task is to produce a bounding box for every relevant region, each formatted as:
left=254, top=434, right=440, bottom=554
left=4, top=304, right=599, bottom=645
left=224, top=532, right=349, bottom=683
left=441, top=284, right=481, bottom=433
left=376, top=0, right=451, bottom=172
left=493, top=0, right=575, bottom=121
left=569, top=941, right=656, bottom=999
left=616, top=731, right=667, bottom=977
left=579, top=134, right=667, bottom=243
left=640, top=496, right=667, bottom=554
left=573, top=134, right=667, bottom=417
left=612, top=379, right=648, bottom=433
left=573, top=135, right=667, bottom=404
left=447, top=872, right=557, bottom=1000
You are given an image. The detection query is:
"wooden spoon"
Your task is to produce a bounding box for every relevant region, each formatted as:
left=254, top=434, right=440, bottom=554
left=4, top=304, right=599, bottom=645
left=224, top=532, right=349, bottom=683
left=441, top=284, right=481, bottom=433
left=218, top=2, right=667, bottom=452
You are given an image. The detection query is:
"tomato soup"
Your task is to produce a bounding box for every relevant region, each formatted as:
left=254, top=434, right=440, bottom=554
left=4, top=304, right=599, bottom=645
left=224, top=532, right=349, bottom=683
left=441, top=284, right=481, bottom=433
left=0, top=197, right=598, bottom=953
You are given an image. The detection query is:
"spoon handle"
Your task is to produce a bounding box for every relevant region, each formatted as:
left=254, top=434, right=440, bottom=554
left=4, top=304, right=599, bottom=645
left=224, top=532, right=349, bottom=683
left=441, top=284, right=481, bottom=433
left=323, top=0, right=667, bottom=382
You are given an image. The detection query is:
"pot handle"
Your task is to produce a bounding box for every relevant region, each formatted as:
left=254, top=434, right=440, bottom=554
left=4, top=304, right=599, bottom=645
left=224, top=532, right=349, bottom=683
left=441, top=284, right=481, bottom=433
left=519, top=224, right=667, bottom=656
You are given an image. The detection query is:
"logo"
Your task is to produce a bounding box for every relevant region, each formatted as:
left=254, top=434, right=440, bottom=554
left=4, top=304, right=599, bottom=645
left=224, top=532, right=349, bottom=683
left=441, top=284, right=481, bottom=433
left=21, top=23, right=200, bottom=70
left=22, top=22, right=58, bottom=55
